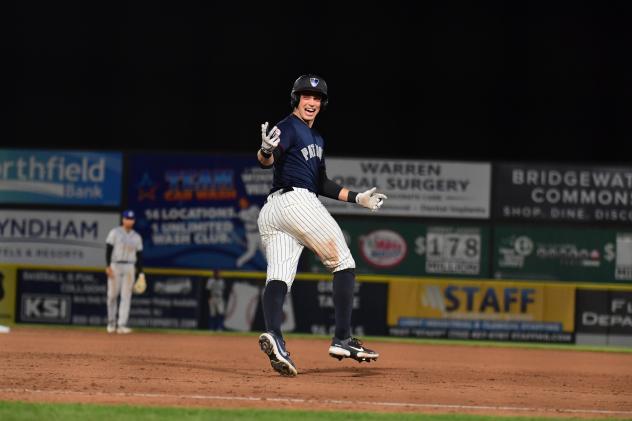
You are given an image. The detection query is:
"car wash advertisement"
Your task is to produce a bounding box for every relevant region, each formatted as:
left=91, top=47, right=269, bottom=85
left=127, top=153, right=272, bottom=270
left=493, top=225, right=632, bottom=283
left=387, top=277, right=575, bottom=343
left=304, top=217, right=490, bottom=278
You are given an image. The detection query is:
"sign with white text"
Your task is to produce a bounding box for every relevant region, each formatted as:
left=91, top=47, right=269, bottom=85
left=0, top=149, right=122, bottom=206
left=494, top=163, right=632, bottom=223
left=127, top=153, right=271, bottom=269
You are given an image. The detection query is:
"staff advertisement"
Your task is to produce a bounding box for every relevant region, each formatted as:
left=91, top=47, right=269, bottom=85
left=388, top=278, right=575, bottom=343
left=320, top=158, right=491, bottom=219
left=15, top=268, right=204, bottom=329
left=0, top=210, right=119, bottom=267
left=304, top=217, right=489, bottom=278
left=127, top=153, right=272, bottom=269
left=494, top=162, right=632, bottom=223
left=493, top=226, right=632, bottom=283
left=0, top=149, right=122, bottom=206
left=0, top=265, right=16, bottom=326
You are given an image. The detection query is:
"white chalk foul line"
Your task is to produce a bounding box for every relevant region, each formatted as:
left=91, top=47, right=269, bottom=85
left=1, top=388, right=631, bottom=416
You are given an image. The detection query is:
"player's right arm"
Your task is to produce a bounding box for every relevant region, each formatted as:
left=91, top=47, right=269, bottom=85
left=258, top=122, right=281, bottom=168
left=105, top=229, right=115, bottom=278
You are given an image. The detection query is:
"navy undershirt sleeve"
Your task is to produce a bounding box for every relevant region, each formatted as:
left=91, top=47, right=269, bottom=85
left=318, top=167, right=342, bottom=199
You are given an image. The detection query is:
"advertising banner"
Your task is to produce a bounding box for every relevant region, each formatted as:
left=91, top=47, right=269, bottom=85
left=388, top=278, right=575, bottom=343
left=0, top=266, right=16, bottom=326
left=320, top=158, right=491, bottom=219
left=0, top=149, right=122, bottom=206
left=493, top=226, right=632, bottom=283
left=218, top=274, right=388, bottom=336
left=494, top=163, right=632, bottom=223
left=0, top=210, right=119, bottom=267
left=16, top=268, right=204, bottom=329
left=127, top=153, right=272, bottom=269
left=304, top=217, right=489, bottom=278
left=290, top=278, right=388, bottom=336
left=575, top=289, right=632, bottom=336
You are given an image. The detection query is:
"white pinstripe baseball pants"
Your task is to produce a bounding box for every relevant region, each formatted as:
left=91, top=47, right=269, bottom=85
left=258, top=188, right=355, bottom=288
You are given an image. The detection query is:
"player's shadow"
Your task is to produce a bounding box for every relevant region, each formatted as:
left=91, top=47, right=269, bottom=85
left=137, top=360, right=389, bottom=378
left=299, top=367, right=387, bottom=377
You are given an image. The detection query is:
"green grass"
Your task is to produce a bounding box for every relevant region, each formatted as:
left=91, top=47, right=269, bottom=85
left=0, top=401, right=621, bottom=421
left=13, top=323, right=632, bottom=354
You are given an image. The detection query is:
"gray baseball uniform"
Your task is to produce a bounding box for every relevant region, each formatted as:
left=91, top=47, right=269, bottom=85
left=106, top=226, right=143, bottom=329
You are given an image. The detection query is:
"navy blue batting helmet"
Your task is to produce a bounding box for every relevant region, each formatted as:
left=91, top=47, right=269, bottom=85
left=290, top=74, right=328, bottom=109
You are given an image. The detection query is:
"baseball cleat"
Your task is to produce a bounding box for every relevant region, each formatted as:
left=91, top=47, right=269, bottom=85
left=259, top=332, right=298, bottom=376
left=106, top=324, right=116, bottom=334
left=329, top=337, right=379, bottom=363
left=116, top=326, right=132, bottom=334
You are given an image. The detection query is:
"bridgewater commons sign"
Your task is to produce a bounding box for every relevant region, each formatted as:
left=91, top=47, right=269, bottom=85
left=494, top=163, right=632, bottom=223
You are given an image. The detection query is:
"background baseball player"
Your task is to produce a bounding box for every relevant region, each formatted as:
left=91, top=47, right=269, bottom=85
left=235, top=197, right=263, bottom=268
left=206, top=269, right=226, bottom=331
left=256, top=74, right=387, bottom=376
left=105, top=209, right=145, bottom=334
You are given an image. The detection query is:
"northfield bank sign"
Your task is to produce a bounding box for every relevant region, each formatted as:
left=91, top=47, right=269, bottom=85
left=0, top=149, right=122, bottom=206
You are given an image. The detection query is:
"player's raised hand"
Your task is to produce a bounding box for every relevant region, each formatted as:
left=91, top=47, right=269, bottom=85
left=261, top=122, right=281, bottom=154
left=356, top=187, right=388, bottom=211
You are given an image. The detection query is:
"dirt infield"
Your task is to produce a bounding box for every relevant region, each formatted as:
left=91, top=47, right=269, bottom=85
left=1, top=327, right=631, bottom=419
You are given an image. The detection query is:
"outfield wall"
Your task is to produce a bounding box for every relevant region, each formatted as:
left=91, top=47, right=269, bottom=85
left=2, top=264, right=631, bottom=346
left=2, top=150, right=632, bottom=345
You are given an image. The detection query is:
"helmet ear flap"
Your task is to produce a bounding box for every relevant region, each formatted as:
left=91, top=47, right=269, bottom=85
left=290, top=92, right=299, bottom=109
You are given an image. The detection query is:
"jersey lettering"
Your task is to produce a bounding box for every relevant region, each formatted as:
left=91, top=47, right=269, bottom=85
left=301, top=144, right=323, bottom=161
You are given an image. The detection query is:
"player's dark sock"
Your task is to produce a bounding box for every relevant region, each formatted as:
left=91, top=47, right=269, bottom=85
left=333, top=268, right=355, bottom=340
left=262, top=280, right=287, bottom=338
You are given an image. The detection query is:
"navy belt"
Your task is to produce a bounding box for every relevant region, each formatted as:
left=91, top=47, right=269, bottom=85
left=114, top=261, right=134, bottom=264
left=270, top=186, right=294, bottom=195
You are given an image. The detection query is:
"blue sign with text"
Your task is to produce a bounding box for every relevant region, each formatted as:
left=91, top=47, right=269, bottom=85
left=127, top=153, right=272, bottom=270
left=0, top=149, right=122, bottom=206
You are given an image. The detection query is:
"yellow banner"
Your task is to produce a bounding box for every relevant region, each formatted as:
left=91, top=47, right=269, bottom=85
left=0, top=265, right=16, bottom=326
left=388, top=278, right=575, bottom=331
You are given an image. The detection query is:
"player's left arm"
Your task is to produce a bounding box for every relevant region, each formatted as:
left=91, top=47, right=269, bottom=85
left=318, top=167, right=387, bottom=211
left=135, top=236, right=144, bottom=277
left=133, top=246, right=146, bottom=294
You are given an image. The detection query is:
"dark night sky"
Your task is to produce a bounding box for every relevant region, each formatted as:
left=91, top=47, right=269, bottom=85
left=6, top=2, right=631, bottom=164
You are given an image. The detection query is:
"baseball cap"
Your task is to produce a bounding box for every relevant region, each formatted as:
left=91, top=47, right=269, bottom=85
left=122, top=209, right=135, bottom=219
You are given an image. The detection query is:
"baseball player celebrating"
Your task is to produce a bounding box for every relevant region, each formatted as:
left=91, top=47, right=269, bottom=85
left=105, top=209, right=145, bottom=334
left=257, top=74, right=387, bottom=376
